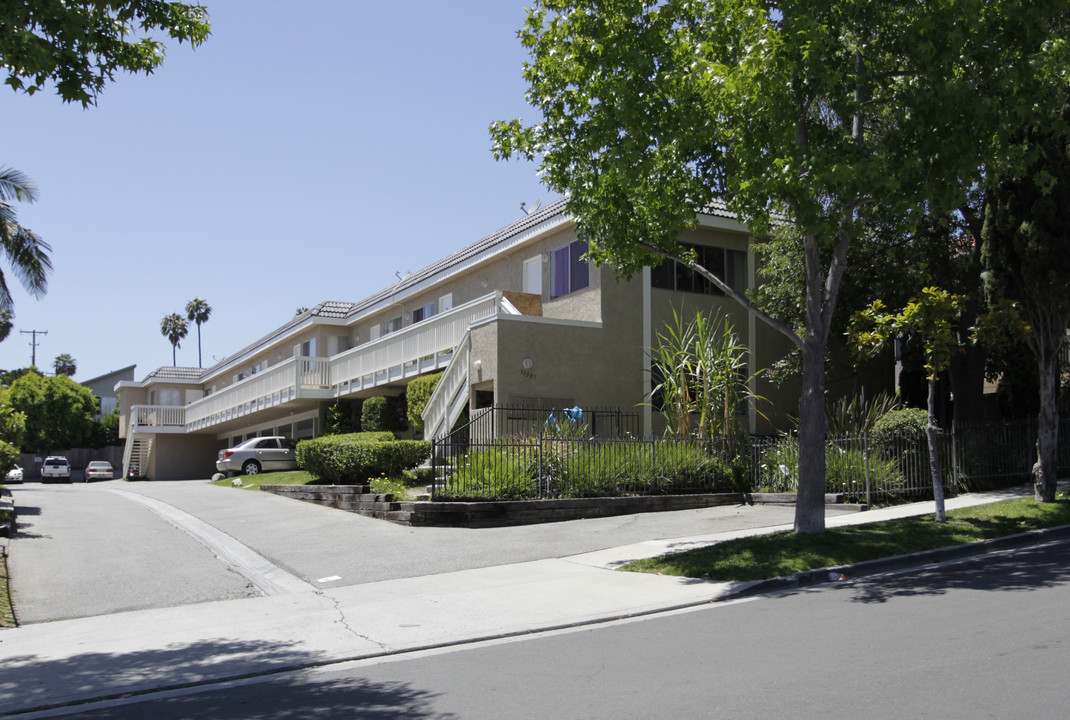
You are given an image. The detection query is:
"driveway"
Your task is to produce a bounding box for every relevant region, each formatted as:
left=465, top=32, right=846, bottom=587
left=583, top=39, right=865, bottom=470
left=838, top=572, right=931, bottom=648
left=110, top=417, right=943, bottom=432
left=7, top=479, right=855, bottom=623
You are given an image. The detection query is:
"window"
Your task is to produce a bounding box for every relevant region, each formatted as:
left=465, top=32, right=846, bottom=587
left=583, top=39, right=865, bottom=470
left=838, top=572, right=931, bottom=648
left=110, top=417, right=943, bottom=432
left=370, top=325, right=381, bottom=341
left=650, top=244, right=747, bottom=296
left=383, top=316, right=403, bottom=335
left=336, top=335, right=351, bottom=353
left=412, top=302, right=435, bottom=324
left=549, top=240, right=590, bottom=299
left=523, top=256, right=542, bottom=295
left=439, top=293, right=453, bottom=312
left=300, top=338, right=317, bottom=357
left=159, top=389, right=183, bottom=406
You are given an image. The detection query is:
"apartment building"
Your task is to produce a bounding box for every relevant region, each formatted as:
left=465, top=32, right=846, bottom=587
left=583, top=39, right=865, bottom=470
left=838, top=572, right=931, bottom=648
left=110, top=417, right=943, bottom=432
left=117, top=197, right=797, bottom=480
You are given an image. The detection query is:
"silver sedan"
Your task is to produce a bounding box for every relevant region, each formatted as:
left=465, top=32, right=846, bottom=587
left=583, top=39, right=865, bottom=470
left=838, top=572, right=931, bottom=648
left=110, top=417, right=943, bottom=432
left=216, top=436, right=299, bottom=477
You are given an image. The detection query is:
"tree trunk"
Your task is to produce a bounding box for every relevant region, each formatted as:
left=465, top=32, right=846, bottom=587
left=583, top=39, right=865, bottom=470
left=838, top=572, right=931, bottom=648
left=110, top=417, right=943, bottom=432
left=950, top=342, right=987, bottom=429
left=1035, top=351, right=1059, bottom=502
left=926, top=374, right=947, bottom=522
left=795, top=338, right=827, bottom=533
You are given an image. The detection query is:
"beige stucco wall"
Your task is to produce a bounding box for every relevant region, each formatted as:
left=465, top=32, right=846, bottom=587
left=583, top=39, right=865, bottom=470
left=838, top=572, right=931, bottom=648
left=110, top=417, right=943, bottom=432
left=149, top=434, right=221, bottom=481
left=350, top=224, right=591, bottom=346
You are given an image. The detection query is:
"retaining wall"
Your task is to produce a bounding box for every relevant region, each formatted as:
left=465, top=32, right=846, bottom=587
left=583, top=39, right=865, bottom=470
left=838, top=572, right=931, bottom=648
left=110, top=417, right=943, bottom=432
left=258, top=485, right=851, bottom=527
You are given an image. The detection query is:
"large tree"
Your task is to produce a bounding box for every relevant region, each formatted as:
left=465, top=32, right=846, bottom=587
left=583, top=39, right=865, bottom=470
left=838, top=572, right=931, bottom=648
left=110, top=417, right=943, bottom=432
left=492, top=0, right=1067, bottom=533
left=160, top=313, right=188, bottom=367
left=982, top=100, right=1070, bottom=503
left=185, top=298, right=211, bottom=368
left=2, top=370, right=96, bottom=453
left=0, top=1, right=210, bottom=106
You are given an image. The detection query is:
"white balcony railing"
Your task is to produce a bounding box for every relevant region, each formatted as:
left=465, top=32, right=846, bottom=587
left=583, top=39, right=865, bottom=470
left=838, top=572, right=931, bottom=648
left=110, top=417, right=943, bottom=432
left=421, top=331, right=471, bottom=440
left=168, top=291, right=507, bottom=433
left=130, top=404, right=186, bottom=430
left=327, top=292, right=500, bottom=396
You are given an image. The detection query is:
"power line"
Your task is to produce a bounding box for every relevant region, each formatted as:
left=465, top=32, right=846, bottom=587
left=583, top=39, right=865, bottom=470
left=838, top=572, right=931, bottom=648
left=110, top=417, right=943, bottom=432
left=19, top=329, right=47, bottom=367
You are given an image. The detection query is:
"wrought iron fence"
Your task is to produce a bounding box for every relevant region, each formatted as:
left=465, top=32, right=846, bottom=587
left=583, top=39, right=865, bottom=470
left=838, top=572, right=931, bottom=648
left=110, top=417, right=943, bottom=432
left=433, top=433, right=747, bottom=501
left=749, top=432, right=959, bottom=504
left=454, top=404, right=641, bottom=443
left=432, top=409, right=1052, bottom=503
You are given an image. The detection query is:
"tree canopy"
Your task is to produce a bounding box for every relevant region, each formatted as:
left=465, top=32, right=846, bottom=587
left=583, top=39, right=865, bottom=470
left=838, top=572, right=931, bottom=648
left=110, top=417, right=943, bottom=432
left=492, top=0, right=1069, bottom=532
left=2, top=370, right=96, bottom=453
left=52, top=353, right=76, bottom=377
left=982, top=97, right=1070, bottom=502
left=0, top=1, right=210, bottom=106
left=160, top=313, right=188, bottom=367
left=0, top=167, right=52, bottom=313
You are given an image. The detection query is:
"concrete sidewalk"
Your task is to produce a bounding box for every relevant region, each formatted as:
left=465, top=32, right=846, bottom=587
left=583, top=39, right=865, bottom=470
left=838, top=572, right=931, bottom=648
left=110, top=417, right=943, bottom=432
left=0, top=486, right=1055, bottom=717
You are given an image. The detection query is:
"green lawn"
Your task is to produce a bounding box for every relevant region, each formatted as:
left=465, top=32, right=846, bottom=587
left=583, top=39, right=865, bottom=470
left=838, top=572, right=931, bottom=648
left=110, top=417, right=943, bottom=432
left=209, top=470, right=317, bottom=489
left=210, top=470, right=426, bottom=498
left=621, top=494, right=1070, bottom=582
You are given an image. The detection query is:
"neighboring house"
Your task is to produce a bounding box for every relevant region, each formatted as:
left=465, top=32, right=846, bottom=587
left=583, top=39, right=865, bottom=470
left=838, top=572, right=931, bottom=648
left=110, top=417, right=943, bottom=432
left=82, top=365, right=135, bottom=419
left=117, top=198, right=798, bottom=480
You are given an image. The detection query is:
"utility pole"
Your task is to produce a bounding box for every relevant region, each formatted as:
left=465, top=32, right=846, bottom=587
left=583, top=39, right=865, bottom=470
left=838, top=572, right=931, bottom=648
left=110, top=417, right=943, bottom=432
left=20, top=329, right=47, bottom=368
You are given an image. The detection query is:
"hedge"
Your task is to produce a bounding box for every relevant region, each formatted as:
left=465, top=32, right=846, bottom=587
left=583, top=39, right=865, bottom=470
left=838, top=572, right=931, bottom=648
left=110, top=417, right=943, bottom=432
left=362, top=395, right=408, bottom=433
left=296, top=433, right=430, bottom=484
left=406, top=372, right=443, bottom=435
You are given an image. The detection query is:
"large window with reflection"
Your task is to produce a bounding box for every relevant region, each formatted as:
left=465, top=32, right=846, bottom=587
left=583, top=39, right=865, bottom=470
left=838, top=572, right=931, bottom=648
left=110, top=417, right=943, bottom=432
left=650, top=244, right=747, bottom=295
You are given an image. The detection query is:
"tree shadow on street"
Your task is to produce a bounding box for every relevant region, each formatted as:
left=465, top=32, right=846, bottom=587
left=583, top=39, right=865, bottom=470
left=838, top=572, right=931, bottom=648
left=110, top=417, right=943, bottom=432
left=70, top=674, right=461, bottom=719
left=846, top=541, right=1070, bottom=604
left=0, top=637, right=452, bottom=718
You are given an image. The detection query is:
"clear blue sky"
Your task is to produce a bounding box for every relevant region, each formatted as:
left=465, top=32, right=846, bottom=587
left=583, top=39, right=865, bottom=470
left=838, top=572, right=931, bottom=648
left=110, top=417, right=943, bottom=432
left=1, top=1, right=555, bottom=382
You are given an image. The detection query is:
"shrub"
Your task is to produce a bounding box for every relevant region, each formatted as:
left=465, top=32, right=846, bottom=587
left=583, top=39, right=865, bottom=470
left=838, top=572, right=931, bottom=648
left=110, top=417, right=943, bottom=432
left=754, top=436, right=906, bottom=500
left=445, top=444, right=536, bottom=500
left=362, top=395, right=408, bottom=433
left=827, top=391, right=900, bottom=435
left=873, top=408, right=929, bottom=436
left=322, top=399, right=363, bottom=435
left=348, top=431, right=396, bottom=442
left=296, top=434, right=430, bottom=484
left=406, top=372, right=443, bottom=436
left=0, top=440, right=19, bottom=475
left=442, top=436, right=746, bottom=500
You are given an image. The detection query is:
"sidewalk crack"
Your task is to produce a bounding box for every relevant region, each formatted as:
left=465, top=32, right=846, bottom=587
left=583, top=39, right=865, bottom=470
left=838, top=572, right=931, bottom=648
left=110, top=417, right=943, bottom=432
left=319, top=590, right=391, bottom=651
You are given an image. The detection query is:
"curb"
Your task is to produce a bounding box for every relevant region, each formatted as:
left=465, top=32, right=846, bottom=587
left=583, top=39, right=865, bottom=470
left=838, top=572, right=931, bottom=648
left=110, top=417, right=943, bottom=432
left=713, top=523, right=1070, bottom=602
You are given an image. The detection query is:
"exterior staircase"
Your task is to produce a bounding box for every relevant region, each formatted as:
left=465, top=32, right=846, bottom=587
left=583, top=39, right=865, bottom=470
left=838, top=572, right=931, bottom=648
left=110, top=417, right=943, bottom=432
left=122, top=433, right=154, bottom=479
left=421, top=332, right=472, bottom=441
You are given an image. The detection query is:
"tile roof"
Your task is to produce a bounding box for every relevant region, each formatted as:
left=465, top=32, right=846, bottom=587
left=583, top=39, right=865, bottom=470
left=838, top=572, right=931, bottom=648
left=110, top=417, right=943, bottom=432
left=310, top=301, right=357, bottom=318
left=146, top=366, right=205, bottom=380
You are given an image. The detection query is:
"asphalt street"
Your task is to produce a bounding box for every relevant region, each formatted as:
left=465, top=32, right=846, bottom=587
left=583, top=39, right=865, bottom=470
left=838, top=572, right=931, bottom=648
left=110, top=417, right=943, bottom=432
left=21, top=540, right=1070, bottom=719
left=7, top=479, right=857, bottom=623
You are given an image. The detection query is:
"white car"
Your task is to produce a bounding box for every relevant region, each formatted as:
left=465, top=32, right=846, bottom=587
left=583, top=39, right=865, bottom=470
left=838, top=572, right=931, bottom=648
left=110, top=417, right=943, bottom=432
left=85, top=461, right=115, bottom=482
left=4, top=466, right=23, bottom=484
left=40, top=456, right=71, bottom=482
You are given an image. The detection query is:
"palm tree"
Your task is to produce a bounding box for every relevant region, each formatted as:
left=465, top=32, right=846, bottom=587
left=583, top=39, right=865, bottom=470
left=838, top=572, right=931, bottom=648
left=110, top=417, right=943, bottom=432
left=185, top=298, right=212, bottom=368
left=53, top=353, right=76, bottom=376
left=0, top=309, right=12, bottom=343
left=160, top=313, right=188, bottom=367
left=0, top=167, right=53, bottom=312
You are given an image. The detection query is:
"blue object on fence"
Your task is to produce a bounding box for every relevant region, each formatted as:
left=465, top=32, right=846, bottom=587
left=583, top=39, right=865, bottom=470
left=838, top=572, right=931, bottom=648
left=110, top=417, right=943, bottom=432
left=564, top=406, right=583, bottom=423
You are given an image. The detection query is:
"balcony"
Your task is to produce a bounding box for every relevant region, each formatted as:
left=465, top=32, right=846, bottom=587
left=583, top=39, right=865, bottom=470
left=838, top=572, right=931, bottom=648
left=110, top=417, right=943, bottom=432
left=127, top=291, right=515, bottom=435
left=127, top=404, right=187, bottom=434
